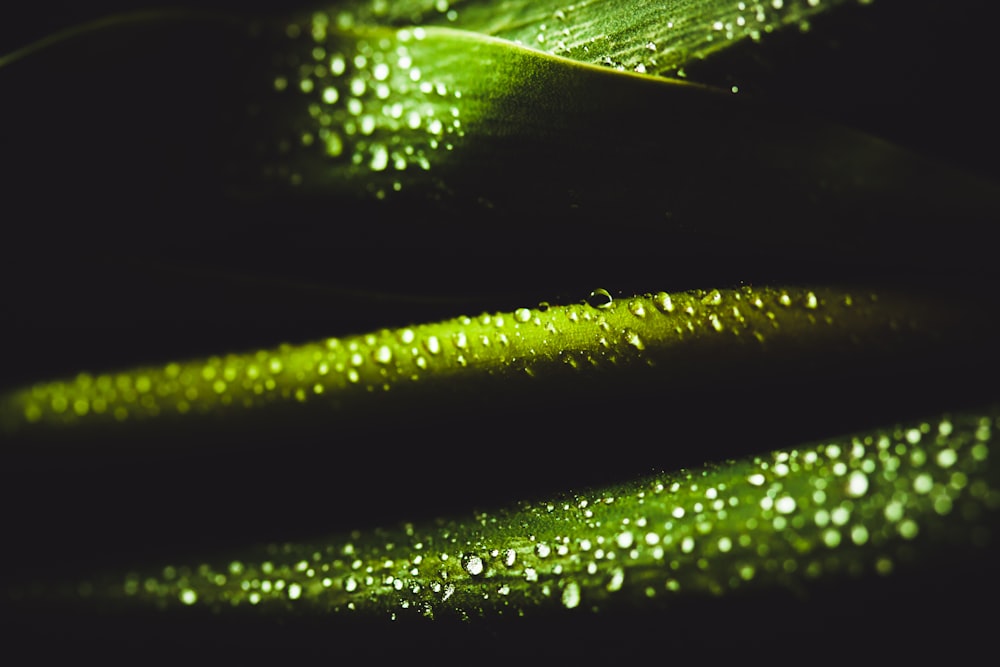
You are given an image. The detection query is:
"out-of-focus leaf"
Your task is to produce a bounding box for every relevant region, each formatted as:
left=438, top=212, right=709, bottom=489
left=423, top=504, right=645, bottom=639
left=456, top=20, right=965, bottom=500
left=321, top=0, right=870, bottom=78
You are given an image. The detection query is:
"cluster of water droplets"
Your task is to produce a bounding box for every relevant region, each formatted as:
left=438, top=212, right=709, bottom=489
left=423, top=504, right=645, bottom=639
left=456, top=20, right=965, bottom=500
left=101, top=406, right=995, bottom=619
left=490, top=0, right=868, bottom=79
left=3, top=286, right=890, bottom=433
left=254, top=11, right=467, bottom=197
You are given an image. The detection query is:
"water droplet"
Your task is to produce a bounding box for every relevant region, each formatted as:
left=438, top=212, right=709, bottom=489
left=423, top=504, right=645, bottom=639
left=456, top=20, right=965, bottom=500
left=514, top=308, right=531, bottom=323
left=424, top=336, right=441, bottom=355
left=625, top=330, right=645, bottom=350
left=179, top=589, right=197, bottom=605
left=538, top=301, right=550, bottom=312
left=628, top=300, right=646, bottom=318
left=461, top=553, right=484, bottom=576
left=373, top=345, right=393, bottom=364
left=702, top=289, right=722, bottom=306
left=370, top=144, right=389, bottom=171
left=325, top=132, right=343, bottom=157
left=588, top=288, right=613, bottom=309
left=562, top=581, right=581, bottom=609
left=330, top=54, right=346, bottom=75
left=321, top=86, right=339, bottom=104
left=654, top=291, right=674, bottom=313
left=616, top=531, right=634, bottom=549
left=775, top=496, right=797, bottom=514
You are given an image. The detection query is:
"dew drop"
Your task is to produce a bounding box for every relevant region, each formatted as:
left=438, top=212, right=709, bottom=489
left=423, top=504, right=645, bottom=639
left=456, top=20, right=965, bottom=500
left=562, top=581, right=581, bottom=609
left=370, top=144, right=389, bottom=171
left=461, top=553, right=484, bottom=576
left=373, top=345, right=393, bottom=364
left=514, top=308, right=531, bottom=323
left=424, top=336, right=441, bottom=355
left=588, top=288, right=613, bottom=309
left=321, top=86, right=339, bottom=104
left=654, top=291, right=674, bottom=313
left=625, top=330, right=645, bottom=350
left=330, top=54, right=346, bottom=75
left=628, top=300, right=646, bottom=318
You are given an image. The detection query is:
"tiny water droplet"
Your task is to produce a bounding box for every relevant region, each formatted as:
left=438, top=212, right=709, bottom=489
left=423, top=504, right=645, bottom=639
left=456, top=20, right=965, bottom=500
left=538, top=301, right=550, bottom=312
left=702, top=289, right=722, bottom=306
left=628, top=300, right=646, bottom=318
left=654, top=291, right=674, bottom=313
left=625, top=329, right=645, bottom=350
left=515, top=308, right=531, bottom=323
left=588, top=288, right=613, bottom=309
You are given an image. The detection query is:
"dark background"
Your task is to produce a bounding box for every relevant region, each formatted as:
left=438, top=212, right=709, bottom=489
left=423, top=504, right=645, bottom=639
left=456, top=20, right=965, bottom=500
left=2, top=0, right=998, bottom=661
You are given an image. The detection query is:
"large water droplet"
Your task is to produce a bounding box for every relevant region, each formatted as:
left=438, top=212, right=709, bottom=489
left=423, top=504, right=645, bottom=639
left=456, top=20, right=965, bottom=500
left=588, top=288, right=613, bottom=309
left=462, top=553, right=484, bottom=576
